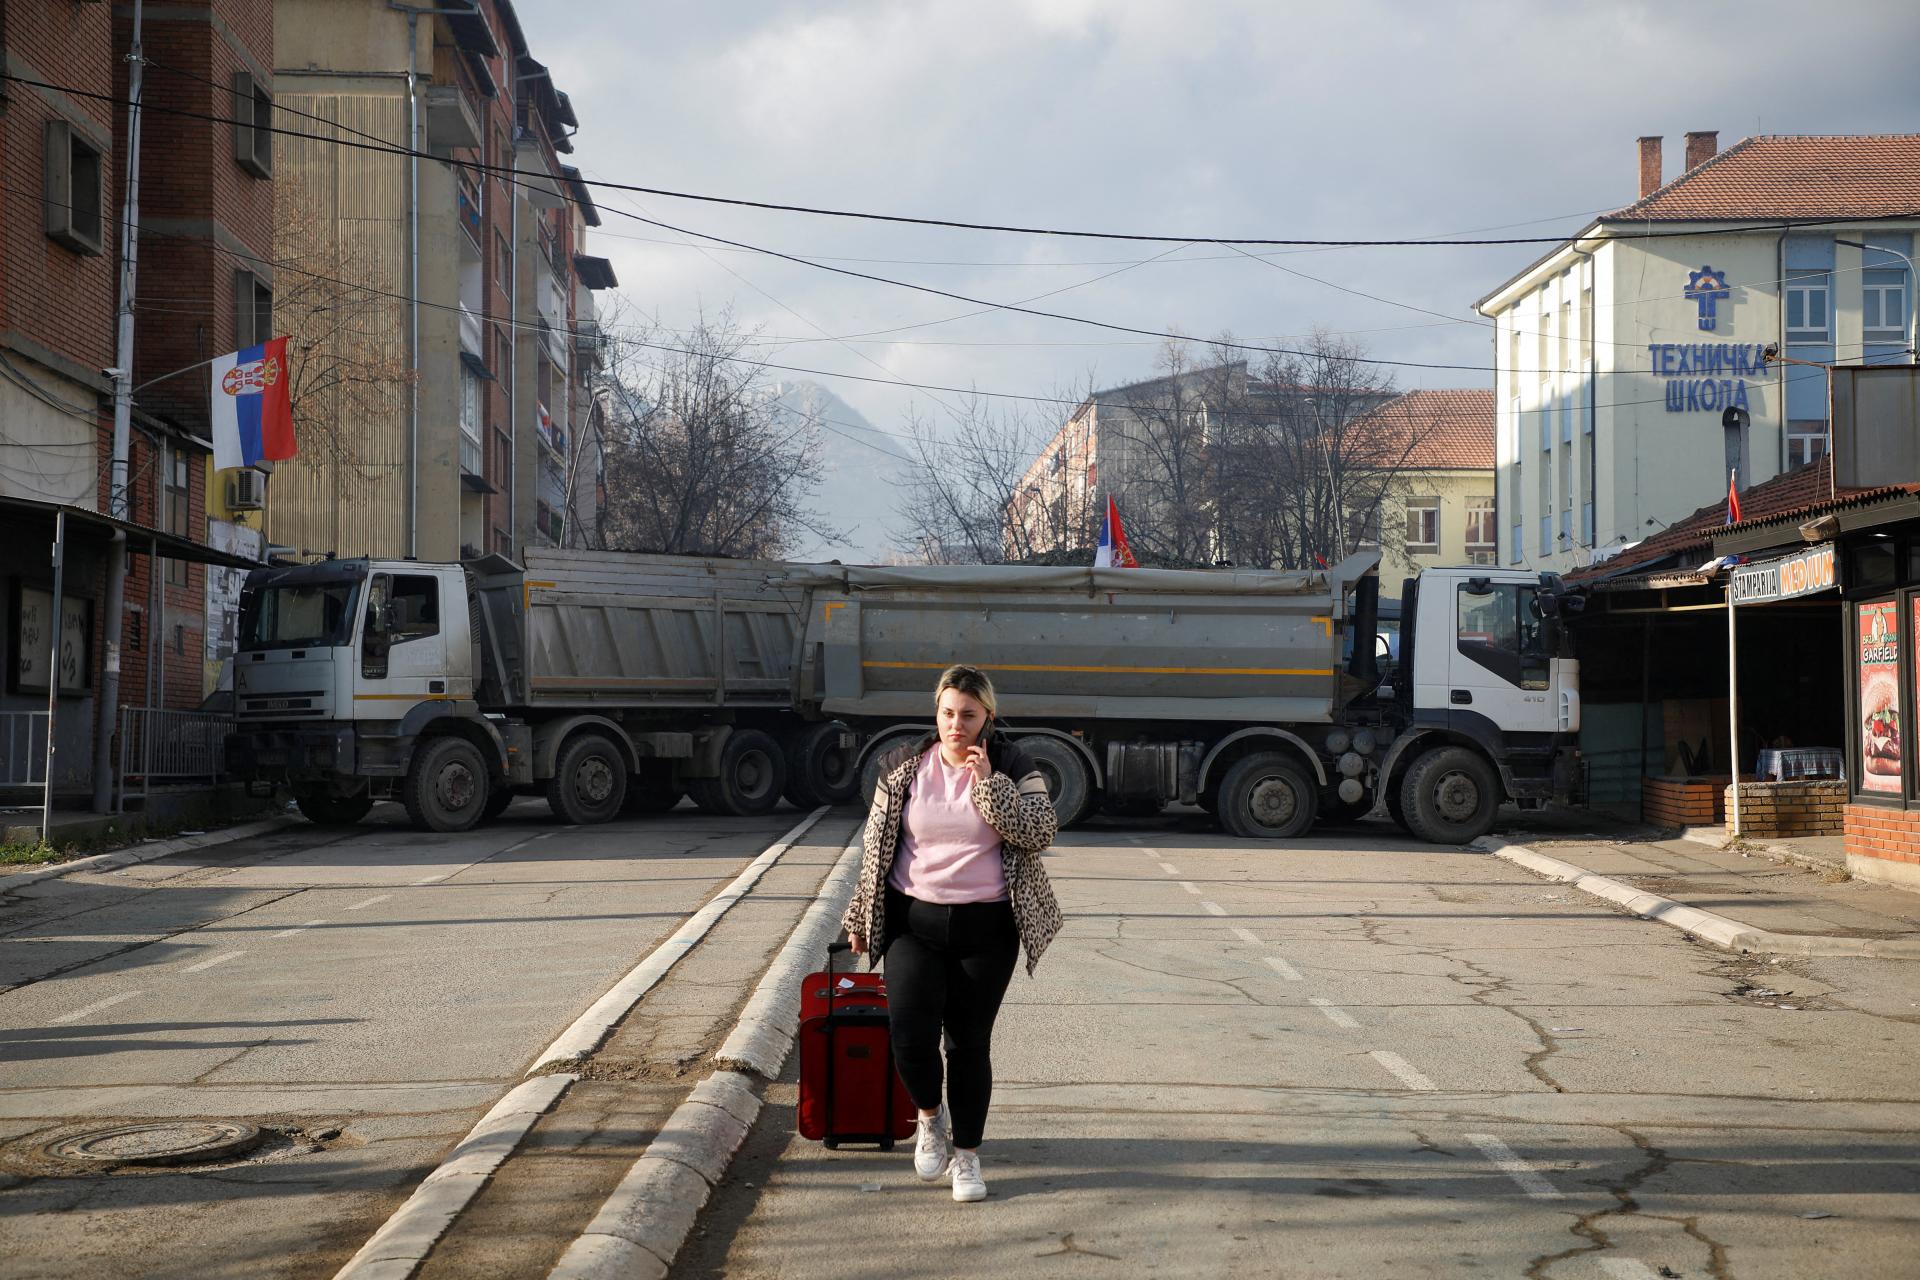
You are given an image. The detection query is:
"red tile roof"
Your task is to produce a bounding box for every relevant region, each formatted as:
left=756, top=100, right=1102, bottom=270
left=1606, top=135, right=1920, bottom=222
left=1572, top=457, right=1920, bottom=582
left=1348, top=389, right=1494, bottom=471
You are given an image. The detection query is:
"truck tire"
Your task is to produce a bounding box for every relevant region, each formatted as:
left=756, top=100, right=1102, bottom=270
left=624, top=761, right=685, bottom=814
left=1218, top=752, right=1316, bottom=840
left=783, top=720, right=860, bottom=808
left=1384, top=776, right=1411, bottom=833
left=1017, top=735, right=1095, bottom=829
left=404, top=737, right=491, bottom=833
left=546, top=732, right=628, bottom=825
left=858, top=730, right=924, bottom=809
left=1400, top=746, right=1499, bottom=844
left=689, top=729, right=785, bottom=817
left=295, top=789, right=373, bottom=826
left=483, top=788, right=516, bottom=821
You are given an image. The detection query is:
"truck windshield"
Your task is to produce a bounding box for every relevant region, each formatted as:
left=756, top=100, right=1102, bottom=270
left=239, top=580, right=361, bottom=650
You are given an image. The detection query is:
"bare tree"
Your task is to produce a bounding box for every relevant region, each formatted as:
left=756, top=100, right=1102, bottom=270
left=273, top=173, right=413, bottom=479
left=598, top=311, right=840, bottom=558
left=888, top=387, right=1095, bottom=565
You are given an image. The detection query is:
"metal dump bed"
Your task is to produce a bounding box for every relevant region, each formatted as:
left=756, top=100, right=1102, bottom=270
left=785, top=553, right=1378, bottom=726
left=471, top=548, right=810, bottom=710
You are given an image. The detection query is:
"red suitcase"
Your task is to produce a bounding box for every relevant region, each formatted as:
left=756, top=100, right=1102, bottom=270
left=797, top=941, right=916, bottom=1149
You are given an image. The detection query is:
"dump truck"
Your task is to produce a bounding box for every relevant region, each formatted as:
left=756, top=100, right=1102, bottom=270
left=224, top=549, right=859, bottom=831
left=783, top=551, right=1583, bottom=844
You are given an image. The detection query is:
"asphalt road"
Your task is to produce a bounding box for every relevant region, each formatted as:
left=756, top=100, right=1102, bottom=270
left=0, top=799, right=831, bottom=1280
left=678, top=814, right=1920, bottom=1280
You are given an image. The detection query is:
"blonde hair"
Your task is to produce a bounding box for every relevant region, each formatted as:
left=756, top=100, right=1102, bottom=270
left=934, top=664, right=998, bottom=720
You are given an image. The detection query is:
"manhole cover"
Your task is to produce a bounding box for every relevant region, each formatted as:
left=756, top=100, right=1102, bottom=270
left=46, top=1120, right=263, bottom=1167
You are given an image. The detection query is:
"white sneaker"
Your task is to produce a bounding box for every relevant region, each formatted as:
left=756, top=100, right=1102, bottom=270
left=913, top=1106, right=951, bottom=1181
left=949, top=1147, right=986, bottom=1202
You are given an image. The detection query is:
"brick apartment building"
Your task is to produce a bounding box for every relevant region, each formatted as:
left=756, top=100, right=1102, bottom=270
left=1, top=1, right=271, bottom=806
left=266, top=0, right=615, bottom=564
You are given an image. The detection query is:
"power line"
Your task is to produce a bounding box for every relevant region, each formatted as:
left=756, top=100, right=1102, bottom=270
left=7, top=69, right=1916, bottom=250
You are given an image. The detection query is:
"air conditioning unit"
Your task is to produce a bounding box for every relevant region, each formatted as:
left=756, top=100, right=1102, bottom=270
left=227, top=468, right=266, bottom=510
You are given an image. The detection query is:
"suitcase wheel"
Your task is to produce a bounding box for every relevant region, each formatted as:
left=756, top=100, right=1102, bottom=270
left=879, top=1137, right=895, bottom=1151
left=824, top=1138, right=840, bottom=1151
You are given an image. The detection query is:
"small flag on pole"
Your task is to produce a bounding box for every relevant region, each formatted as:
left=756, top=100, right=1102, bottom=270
left=211, top=337, right=295, bottom=471
left=1724, top=469, right=1742, bottom=526
left=1094, top=495, right=1138, bottom=568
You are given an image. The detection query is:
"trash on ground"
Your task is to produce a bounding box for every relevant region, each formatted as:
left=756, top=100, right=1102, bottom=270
left=1802, top=1210, right=1835, bottom=1219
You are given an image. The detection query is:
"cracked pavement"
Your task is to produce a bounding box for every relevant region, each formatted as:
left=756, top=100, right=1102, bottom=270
left=677, top=815, right=1920, bottom=1280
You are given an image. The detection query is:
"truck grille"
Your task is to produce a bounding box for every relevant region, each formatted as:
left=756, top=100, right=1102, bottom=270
left=240, top=691, right=327, bottom=718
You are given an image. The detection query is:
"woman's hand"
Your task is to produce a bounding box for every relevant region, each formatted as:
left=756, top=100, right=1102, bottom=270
left=849, top=932, right=867, bottom=956
left=963, top=743, right=990, bottom=783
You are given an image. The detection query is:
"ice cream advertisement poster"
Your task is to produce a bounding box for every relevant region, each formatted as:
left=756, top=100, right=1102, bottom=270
left=1859, top=601, right=1900, bottom=794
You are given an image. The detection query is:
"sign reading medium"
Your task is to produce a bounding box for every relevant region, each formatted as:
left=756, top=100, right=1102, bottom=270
left=1730, top=543, right=1837, bottom=605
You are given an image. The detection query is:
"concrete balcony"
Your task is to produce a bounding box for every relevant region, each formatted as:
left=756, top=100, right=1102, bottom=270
left=424, top=84, right=481, bottom=155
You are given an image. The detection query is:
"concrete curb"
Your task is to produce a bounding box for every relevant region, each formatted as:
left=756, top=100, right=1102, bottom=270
left=528, top=806, right=829, bottom=1073
left=1482, top=837, right=1920, bottom=960
left=1, top=816, right=299, bottom=890
left=550, top=838, right=865, bottom=1279
left=713, top=837, right=864, bottom=1078
left=332, top=1073, right=577, bottom=1280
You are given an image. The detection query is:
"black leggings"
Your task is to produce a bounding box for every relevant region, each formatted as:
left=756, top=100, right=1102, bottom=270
left=882, top=887, right=1019, bottom=1150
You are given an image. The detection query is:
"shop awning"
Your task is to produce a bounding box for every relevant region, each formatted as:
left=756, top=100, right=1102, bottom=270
left=0, top=496, right=265, bottom=569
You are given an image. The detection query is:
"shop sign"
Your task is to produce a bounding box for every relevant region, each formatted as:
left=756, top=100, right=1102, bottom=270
left=1859, top=600, right=1901, bottom=794
left=1730, top=544, right=1836, bottom=604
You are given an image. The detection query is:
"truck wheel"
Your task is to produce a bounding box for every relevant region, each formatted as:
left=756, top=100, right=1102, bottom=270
left=690, top=729, right=786, bottom=817
left=1018, top=735, right=1094, bottom=829
left=858, top=730, right=923, bottom=809
left=1218, top=752, right=1316, bottom=840
left=1400, top=746, right=1499, bottom=844
left=295, top=789, right=373, bottom=826
left=404, top=737, right=491, bottom=833
left=624, top=762, right=685, bottom=814
left=784, top=721, right=861, bottom=808
left=547, top=733, right=628, bottom=825
left=483, top=788, right=516, bottom=821
left=1384, top=777, right=1411, bottom=833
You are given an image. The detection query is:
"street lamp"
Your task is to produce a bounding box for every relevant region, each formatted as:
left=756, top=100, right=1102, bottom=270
left=1835, top=238, right=1919, bottom=365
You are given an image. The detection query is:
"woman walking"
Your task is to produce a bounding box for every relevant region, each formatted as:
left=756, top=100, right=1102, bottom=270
left=844, top=664, right=1063, bottom=1202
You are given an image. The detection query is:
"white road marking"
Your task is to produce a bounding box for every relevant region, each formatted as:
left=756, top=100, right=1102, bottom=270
left=1159, top=861, right=1181, bottom=876
left=1231, top=926, right=1262, bottom=945
left=1369, top=1050, right=1437, bottom=1091
left=1309, top=996, right=1359, bottom=1028
left=1178, top=880, right=1201, bottom=895
left=1264, top=955, right=1304, bottom=982
left=1200, top=900, right=1228, bottom=917
left=1598, top=1260, right=1666, bottom=1280
left=1466, top=1133, right=1564, bottom=1200
left=51, top=990, right=144, bottom=1024
left=183, top=950, right=247, bottom=974
left=271, top=919, right=327, bottom=939
left=345, top=894, right=392, bottom=911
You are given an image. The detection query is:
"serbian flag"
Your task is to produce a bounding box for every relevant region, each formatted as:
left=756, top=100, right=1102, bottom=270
left=1725, top=469, right=1742, bottom=526
left=211, top=336, right=295, bottom=471
left=1094, top=495, right=1138, bottom=568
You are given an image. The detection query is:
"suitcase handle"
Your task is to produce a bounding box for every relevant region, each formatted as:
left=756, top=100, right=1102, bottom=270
left=827, top=941, right=852, bottom=955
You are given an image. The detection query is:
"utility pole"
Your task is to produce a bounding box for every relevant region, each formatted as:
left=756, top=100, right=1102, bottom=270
left=93, top=0, right=145, bottom=812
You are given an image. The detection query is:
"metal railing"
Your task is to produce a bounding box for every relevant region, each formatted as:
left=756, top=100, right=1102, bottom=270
left=117, top=707, right=230, bottom=812
left=2, top=711, right=50, bottom=787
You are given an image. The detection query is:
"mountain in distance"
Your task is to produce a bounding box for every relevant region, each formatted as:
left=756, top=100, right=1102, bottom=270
left=769, top=381, right=908, bottom=565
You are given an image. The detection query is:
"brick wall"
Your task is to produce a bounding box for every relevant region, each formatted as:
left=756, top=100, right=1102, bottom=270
left=1642, top=775, right=1732, bottom=828
left=1844, top=804, right=1920, bottom=892
left=1723, top=780, right=1845, bottom=838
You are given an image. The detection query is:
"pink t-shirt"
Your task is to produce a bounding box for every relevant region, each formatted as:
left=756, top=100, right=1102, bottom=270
left=888, top=749, right=1008, bottom=904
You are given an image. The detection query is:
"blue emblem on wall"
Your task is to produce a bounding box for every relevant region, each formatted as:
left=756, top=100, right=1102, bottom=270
left=1684, top=266, right=1731, bottom=331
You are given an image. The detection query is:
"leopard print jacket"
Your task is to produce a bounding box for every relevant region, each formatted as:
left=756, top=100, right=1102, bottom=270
left=842, top=734, right=1064, bottom=977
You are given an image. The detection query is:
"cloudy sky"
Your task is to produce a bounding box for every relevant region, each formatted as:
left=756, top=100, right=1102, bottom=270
left=530, top=0, right=1918, bottom=559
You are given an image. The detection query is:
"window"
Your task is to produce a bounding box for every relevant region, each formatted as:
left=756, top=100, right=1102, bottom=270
left=1580, top=286, right=1594, bottom=366
left=1539, top=514, right=1551, bottom=556
left=1404, top=497, right=1439, bottom=553
left=1582, top=502, right=1595, bottom=547
left=1557, top=301, right=1570, bottom=375
left=1787, top=420, right=1830, bottom=467
left=43, top=119, right=104, bottom=255
left=1535, top=295, right=1550, bottom=385
left=361, top=573, right=440, bottom=678
left=1349, top=504, right=1381, bottom=549
left=1864, top=268, right=1909, bottom=344
left=1559, top=507, right=1571, bottom=546
left=1508, top=329, right=1521, bottom=400
left=1510, top=521, right=1522, bottom=565
left=1540, top=392, right=1553, bottom=452
left=495, top=229, right=512, bottom=294
left=165, top=447, right=191, bottom=586
left=234, top=270, right=273, bottom=348
left=1509, top=395, right=1522, bottom=458
left=1785, top=269, right=1830, bottom=341
left=1456, top=582, right=1549, bottom=690
left=1465, top=498, right=1496, bottom=550
left=231, top=72, right=273, bottom=178
left=459, top=365, right=483, bottom=475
